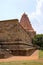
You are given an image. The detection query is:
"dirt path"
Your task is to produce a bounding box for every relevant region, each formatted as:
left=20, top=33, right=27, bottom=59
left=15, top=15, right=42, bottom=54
left=0, top=50, right=39, bottom=62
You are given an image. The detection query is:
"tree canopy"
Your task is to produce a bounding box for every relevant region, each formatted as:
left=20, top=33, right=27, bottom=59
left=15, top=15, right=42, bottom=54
left=32, top=34, right=43, bottom=48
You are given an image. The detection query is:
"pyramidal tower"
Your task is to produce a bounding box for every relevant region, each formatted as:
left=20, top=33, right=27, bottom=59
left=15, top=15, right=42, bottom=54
left=20, top=13, right=36, bottom=38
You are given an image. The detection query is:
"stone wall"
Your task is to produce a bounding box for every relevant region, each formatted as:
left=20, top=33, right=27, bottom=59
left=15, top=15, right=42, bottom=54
left=0, top=19, right=32, bottom=45
left=0, top=19, right=33, bottom=57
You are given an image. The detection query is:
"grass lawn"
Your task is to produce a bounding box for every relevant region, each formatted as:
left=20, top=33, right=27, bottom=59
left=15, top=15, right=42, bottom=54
left=39, top=49, right=43, bottom=59
left=0, top=61, right=43, bottom=65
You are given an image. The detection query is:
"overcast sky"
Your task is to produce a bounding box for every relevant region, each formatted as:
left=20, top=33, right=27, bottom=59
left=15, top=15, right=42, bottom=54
left=0, top=0, right=43, bottom=34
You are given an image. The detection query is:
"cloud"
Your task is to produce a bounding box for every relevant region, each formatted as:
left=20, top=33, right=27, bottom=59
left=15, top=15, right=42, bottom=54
left=30, top=0, right=43, bottom=19
left=29, top=0, right=43, bottom=34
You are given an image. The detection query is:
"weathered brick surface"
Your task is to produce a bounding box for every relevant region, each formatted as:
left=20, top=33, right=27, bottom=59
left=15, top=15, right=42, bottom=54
left=20, top=13, right=36, bottom=38
left=0, top=13, right=36, bottom=57
left=0, top=19, right=31, bottom=44
left=0, top=19, right=34, bottom=57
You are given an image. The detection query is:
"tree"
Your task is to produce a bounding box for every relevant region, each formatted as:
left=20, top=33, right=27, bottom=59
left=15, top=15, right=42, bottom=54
left=32, top=34, right=43, bottom=48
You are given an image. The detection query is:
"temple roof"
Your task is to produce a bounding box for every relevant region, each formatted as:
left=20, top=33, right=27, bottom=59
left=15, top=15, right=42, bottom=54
left=20, top=13, right=34, bottom=31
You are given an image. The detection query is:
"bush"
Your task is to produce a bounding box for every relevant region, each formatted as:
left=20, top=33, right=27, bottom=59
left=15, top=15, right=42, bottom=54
left=32, top=34, right=43, bottom=48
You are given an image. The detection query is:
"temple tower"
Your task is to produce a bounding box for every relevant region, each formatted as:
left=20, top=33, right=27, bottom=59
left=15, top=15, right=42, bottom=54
left=20, top=13, right=36, bottom=39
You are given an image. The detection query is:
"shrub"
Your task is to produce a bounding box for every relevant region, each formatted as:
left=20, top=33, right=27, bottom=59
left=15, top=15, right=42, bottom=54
left=32, top=34, right=43, bottom=49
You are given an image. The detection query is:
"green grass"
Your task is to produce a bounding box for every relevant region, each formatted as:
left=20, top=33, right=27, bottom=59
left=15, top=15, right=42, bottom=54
left=39, top=50, right=43, bottom=59
left=0, top=61, right=43, bottom=65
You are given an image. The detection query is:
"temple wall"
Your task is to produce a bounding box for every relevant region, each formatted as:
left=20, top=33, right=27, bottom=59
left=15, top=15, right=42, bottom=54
left=0, top=19, right=32, bottom=45
left=0, top=19, right=35, bottom=58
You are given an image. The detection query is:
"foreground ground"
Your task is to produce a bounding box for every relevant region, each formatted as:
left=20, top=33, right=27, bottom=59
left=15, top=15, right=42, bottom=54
left=0, top=50, right=43, bottom=65
left=0, top=50, right=39, bottom=62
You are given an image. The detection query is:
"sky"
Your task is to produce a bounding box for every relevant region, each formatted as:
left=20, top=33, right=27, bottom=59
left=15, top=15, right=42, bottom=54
left=0, top=0, right=43, bottom=34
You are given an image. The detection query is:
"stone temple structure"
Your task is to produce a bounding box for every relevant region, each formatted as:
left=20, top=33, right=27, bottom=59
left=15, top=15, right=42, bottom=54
left=20, top=13, right=36, bottom=39
left=0, top=13, right=36, bottom=58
